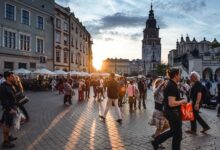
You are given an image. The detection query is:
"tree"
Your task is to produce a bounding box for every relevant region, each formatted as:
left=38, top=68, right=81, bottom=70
left=156, top=63, right=168, bottom=76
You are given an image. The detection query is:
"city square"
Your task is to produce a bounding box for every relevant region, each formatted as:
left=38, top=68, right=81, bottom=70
left=1, top=90, right=220, bottom=150
left=0, top=0, right=220, bottom=149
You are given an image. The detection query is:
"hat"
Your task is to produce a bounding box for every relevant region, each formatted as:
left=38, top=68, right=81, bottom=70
left=4, top=71, right=13, bottom=79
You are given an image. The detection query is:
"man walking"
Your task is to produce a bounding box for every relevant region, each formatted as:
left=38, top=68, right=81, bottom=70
left=185, top=71, right=210, bottom=134
left=138, top=78, right=147, bottom=109
left=151, top=68, right=187, bottom=150
left=0, top=71, right=17, bottom=148
left=99, top=73, right=122, bottom=124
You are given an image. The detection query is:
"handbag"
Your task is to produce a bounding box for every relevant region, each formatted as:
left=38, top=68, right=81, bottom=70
left=181, top=103, right=194, bottom=121
left=16, top=92, right=29, bottom=105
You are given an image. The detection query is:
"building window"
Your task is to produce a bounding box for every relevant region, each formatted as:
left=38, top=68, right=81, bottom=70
left=4, top=30, right=16, bottom=49
left=76, top=27, right=78, bottom=34
left=30, top=62, right=36, bottom=69
left=5, top=4, right=15, bottom=21
left=64, top=22, right=68, bottom=31
left=20, top=34, right=30, bottom=51
left=18, top=63, right=27, bottom=69
left=83, top=45, right=85, bottom=53
left=40, top=56, right=46, bottom=63
left=56, top=50, right=61, bottom=62
left=80, top=43, right=82, bottom=51
left=64, top=50, right=68, bottom=63
left=56, top=31, right=61, bottom=43
left=37, top=38, right=44, bottom=53
left=56, top=18, right=61, bottom=28
left=71, top=52, right=74, bottom=63
left=21, top=9, right=30, bottom=25
left=71, top=37, right=74, bottom=47
left=37, top=16, right=44, bottom=29
left=76, top=40, right=78, bottom=49
left=64, top=34, right=68, bottom=45
left=80, top=31, right=82, bottom=37
left=4, top=62, right=14, bottom=70
left=71, top=23, right=74, bottom=30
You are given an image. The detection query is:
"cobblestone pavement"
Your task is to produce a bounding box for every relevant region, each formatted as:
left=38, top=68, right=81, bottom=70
left=1, top=89, right=220, bottom=150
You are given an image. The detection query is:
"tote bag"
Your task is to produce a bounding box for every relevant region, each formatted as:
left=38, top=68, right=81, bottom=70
left=181, top=103, right=194, bottom=121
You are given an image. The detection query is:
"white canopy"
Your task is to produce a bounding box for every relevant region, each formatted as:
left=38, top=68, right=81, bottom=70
left=13, top=68, right=31, bottom=74
left=79, top=71, right=90, bottom=77
left=33, top=68, right=54, bottom=75
left=69, top=70, right=79, bottom=75
left=90, top=72, right=110, bottom=77
left=54, top=69, right=67, bottom=75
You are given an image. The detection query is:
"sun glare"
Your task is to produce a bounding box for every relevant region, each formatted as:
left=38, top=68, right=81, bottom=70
left=93, top=57, right=103, bottom=70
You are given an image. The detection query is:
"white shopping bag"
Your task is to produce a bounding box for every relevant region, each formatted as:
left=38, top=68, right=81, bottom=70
left=14, top=112, right=21, bottom=130
left=14, top=109, right=26, bottom=130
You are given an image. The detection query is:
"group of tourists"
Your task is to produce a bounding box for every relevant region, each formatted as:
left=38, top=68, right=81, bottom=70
left=150, top=69, right=220, bottom=150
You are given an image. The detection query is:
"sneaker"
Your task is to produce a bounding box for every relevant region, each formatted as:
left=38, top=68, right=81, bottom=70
left=2, top=141, right=15, bottom=148
left=201, top=127, right=210, bottom=133
left=151, top=141, right=158, bottom=150
left=9, top=136, right=17, bottom=142
left=185, top=130, right=197, bottom=135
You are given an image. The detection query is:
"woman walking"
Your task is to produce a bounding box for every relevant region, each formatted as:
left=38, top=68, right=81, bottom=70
left=150, top=78, right=169, bottom=138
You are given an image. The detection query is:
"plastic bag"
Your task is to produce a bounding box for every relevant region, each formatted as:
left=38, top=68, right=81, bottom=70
left=181, top=103, right=194, bottom=121
left=14, top=109, right=26, bottom=130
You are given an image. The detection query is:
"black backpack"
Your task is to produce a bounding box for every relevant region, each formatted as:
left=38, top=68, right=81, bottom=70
left=201, top=84, right=210, bottom=103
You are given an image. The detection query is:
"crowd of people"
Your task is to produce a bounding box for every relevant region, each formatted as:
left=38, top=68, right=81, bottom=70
left=0, top=69, right=220, bottom=149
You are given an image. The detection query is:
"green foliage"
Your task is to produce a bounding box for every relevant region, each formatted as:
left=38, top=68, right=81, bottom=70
left=156, top=63, right=168, bottom=76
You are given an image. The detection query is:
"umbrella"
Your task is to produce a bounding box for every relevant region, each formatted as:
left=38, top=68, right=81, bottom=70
left=13, top=68, right=31, bottom=74
left=69, top=70, right=79, bottom=75
left=54, top=69, right=67, bottom=75
left=33, top=68, right=54, bottom=75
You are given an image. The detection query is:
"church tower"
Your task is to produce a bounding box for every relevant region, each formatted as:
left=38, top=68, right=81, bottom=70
left=142, top=3, right=161, bottom=75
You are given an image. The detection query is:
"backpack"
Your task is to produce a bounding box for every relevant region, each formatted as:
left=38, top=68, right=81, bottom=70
left=201, top=84, right=210, bottom=104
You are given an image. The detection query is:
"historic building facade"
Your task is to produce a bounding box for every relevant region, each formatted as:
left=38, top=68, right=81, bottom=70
left=168, top=35, right=220, bottom=81
left=0, top=1, right=93, bottom=73
left=101, top=58, right=130, bottom=75
left=0, top=0, right=54, bottom=73
left=54, top=3, right=93, bottom=72
left=54, top=4, right=70, bottom=71
left=142, top=4, right=161, bottom=75
left=101, top=58, right=143, bottom=75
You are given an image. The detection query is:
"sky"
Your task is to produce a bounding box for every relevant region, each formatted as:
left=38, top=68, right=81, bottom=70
left=56, top=0, right=220, bottom=70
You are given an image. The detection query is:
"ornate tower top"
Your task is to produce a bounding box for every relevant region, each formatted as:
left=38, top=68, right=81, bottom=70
left=146, top=3, right=157, bottom=28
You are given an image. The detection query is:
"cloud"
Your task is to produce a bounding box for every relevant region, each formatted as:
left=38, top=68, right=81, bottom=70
left=55, top=0, right=71, bottom=6
left=85, top=12, right=167, bottom=37
left=104, top=37, right=114, bottom=41
left=100, top=13, right=145, bottom=29
left=130, top=33, right=142, bottom=41
left=154, top=0, right=206, bottom=13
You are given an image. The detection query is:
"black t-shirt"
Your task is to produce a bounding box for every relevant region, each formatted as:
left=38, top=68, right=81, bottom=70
left=0, top=82, right=16, bottom=111
left=190, top=81, right=202, bottom=105
left=107, top=79, right=119, bottom=99
left=164, top=80, right=181, bottom=111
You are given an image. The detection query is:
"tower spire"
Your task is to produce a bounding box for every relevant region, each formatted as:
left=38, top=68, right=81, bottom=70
left=151, top=1, right=153, bottom=10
